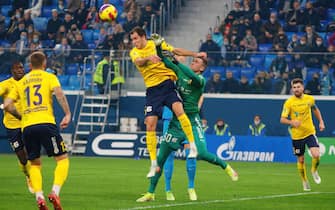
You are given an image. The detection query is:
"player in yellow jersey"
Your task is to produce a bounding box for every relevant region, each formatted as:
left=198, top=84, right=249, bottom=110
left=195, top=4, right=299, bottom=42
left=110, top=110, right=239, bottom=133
left=280, top=78, right=325, bottom=191
left=0, top=61, right=34, bottom=193
left=4, top=51, right=71, bottom=210
left=130, top=26, right=206, bottom=178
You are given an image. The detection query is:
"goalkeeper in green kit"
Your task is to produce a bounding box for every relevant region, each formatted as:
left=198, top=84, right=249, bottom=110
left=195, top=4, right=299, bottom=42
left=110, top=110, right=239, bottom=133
left=136, top=34, right=239, bottom=202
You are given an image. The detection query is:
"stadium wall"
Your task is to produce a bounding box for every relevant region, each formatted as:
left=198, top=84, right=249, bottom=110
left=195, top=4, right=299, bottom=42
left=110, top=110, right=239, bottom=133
left=1, top=92, right=335, bottom=137
left=120, top=92, right=335, bottom=137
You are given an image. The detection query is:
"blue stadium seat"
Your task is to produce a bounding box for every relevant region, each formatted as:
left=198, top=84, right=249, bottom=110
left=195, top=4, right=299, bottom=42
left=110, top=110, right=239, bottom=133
left=249, top=54, right=265, bottom=69
left=32, top=17, right=48, bottom=32
left=240, top=67, right=256, bottom=80
left=285, top=55, right=292, bottom=63
left=203, top=66, right=225, bottom=79
left=51, top=0, right=58, bottom=6
left=0, top=74, right=10, bottom=82
left=24, top=63, right=30, bottom=73
left=319, top=20, right=329, bottom=32
left=285, top=32, right=295, bottom=41
left=41, top=39, right=55, bottom=48
left=109, top=0, right=124, bottom=7
left=81, top=63, right=93, bottom=73
left=97, top=0, right=105, bottom=7
left=1, top=5, right=12, bottom=16
left=81, top=29, right=94, bottom=44
left=87, top=42, right=96, bottom=49
left=0, top=0, right=11, bottom=6
left=5, top=17, right=10, bottom=27
left=306, top=68, right=321, bottom=81
left=258, top=44, right=272, bottom=52
left=116, top=7, right=125, bottom=23
left=264, top=54, right=277, bottom=70
left=329, top=68, right=334, bottom=77
left=317, top=32, right=326, bottom=41
left=93, top=30, right=100, bottom=41
left=58, top=75, right=70, bottom=87
left=327, top=8, right=335, bottom=21
left=225, top=67, right=241, bottom=79
left=42, top=6, right=53, bottom=18
left=68, top=75, right=82, bottom=90
left=84, top=75, right=93, bottom=89
left=65, top=63, right=80, bottom=75
left=296, top=32, right=305, bottom=38
left=0, top=39, right=10, bottom=47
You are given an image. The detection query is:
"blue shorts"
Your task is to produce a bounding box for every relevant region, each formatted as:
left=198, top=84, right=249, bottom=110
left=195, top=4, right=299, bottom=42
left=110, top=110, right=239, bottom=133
left=145, top=79, right=182, bottom=117
left=6, top=128, right=24, bottom=152
left=23, top=123, right=67, bottom=160
left=292, top=134, right=319, bottom=156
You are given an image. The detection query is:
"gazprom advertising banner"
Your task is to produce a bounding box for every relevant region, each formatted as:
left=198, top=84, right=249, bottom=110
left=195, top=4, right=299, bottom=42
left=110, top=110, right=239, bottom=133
left=205, top=135, right=296, bottom=163
left=85, top=133, right=298, bottom=163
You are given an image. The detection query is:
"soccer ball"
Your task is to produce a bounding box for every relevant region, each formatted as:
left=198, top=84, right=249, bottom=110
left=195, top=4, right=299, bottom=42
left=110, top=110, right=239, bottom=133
left=99, top=4, right=118, bottom=22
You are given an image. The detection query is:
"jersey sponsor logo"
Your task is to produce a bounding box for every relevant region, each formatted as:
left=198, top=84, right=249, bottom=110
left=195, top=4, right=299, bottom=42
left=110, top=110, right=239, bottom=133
left=216, top=136, right=275, bottom=162
left=91, top=133, right=137, bottom=156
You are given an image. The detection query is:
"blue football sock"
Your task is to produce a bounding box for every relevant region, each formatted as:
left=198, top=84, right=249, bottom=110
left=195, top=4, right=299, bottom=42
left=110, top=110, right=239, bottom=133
left=163, top=152, right=174, bottom=192
left=185, top=148, right=196, bottom=189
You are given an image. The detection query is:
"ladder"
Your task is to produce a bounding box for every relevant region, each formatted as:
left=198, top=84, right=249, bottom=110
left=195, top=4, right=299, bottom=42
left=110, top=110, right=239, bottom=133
left=71, top=52, right=120, bottom=154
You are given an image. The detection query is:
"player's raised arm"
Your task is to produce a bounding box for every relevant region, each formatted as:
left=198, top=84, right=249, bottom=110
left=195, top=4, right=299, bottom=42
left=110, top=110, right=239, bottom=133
left=173, top=48, right=207, bottom=58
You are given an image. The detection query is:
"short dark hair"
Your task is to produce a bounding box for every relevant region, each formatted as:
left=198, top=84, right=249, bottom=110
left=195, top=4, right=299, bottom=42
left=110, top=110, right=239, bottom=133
left=130, top=26, right=146, bottom=37
left=291, top=78, right=304, bottom=86
left=30, top=51, right=46, bottom=69
left=11, top=60, right=23, bottom=70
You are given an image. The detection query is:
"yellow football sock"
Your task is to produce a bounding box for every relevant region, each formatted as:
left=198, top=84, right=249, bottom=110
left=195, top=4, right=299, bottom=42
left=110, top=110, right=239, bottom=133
left=178, top=114, right=194, bottom=143
left=297, top=162, right=307, bottom=181
left=146, top=131, right=157, bottom=161
left=18, top=160, right=31, bottom=177
left=30, top=165, right=43, bottom=192
left=54, top=158, right=70, bottom=186
left=311, top=157, right=320, bottom=173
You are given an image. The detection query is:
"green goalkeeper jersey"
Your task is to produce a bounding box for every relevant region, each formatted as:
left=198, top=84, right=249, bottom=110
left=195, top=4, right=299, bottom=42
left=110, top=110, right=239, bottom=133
left=163, top=57, right=206, bottom=114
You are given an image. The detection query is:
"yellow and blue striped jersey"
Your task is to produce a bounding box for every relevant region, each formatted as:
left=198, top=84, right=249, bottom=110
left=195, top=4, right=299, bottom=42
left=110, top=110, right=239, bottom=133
left=281, top=94, right=316, bottom=140
left=130, top=40, right=177, bottom=88
left=8, top=70, right=60, bottom=129
left=0, top=77, right=22, bottom=129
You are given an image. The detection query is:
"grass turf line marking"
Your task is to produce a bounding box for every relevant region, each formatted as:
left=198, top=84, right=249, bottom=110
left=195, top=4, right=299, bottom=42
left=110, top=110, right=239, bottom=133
left=115, top=192, right=335, bottom=210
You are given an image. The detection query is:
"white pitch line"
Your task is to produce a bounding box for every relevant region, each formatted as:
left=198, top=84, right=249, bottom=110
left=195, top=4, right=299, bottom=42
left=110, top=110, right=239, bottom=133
left=114, top=191, right=335, bottom=210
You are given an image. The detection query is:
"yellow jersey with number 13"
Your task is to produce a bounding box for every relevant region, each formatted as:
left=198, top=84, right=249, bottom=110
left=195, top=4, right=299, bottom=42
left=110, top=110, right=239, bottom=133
left=8, top=69, right=60, bottom=129
left=130, top=40, right=176, bottom=88
left=281, top=94, right=316, bottom=140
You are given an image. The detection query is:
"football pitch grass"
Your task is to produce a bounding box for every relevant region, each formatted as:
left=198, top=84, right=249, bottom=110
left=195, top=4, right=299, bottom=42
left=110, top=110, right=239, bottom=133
left=0, top=154, right=334, bottom=210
